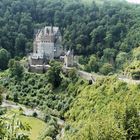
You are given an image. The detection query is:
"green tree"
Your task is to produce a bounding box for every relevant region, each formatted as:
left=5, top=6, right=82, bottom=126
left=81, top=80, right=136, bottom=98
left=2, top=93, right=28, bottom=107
left=115, top=52, right=128, bottom=69
left=68, top=68, right=78, bottom=81
left=0, top=48, right=10, bottom=70
left=15, top=34, right=27, bottom=56
left=0, top=114, right=30, bottom=140
left=47, top=63, right=62, bottom=88
left=99, top=63, right=114, bottom=75
left=39, top=125, right=56, bottom=140
left=102, top=48, right=117, bottom=65
left=132, top=47, right=140, bottom=60
left=85, top=55, right=99, bottom=72
left=8, top=59, right=24, bottom=80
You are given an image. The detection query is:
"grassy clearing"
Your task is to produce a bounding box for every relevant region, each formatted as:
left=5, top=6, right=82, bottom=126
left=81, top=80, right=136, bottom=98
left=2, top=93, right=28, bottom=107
left=6, top=109, right=46, bottom=140
left=20, top=115, right=46, bottom=140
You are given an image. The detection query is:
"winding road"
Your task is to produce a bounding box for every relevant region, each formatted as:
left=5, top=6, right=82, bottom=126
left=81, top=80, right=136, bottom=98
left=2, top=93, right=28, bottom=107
left=1, top=99, right=43, bottom=118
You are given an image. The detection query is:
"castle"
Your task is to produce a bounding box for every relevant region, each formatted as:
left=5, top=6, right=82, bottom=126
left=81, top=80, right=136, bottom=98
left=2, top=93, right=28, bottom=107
left=28, top=26, right=74, bottom=73
left=28, top=26, right=64, bottom=73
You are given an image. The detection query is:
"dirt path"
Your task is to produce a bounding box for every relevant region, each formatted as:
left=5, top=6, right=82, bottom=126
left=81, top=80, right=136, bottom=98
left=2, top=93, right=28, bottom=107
left=63, top=66, right=140, bottom=84
left=118, top=75, right=140, bottom=84
left=1, top=99, right=44, bottom=118
left=56, top=119, right=65, bottom=140
left=1, top=98, right=65, bottom=140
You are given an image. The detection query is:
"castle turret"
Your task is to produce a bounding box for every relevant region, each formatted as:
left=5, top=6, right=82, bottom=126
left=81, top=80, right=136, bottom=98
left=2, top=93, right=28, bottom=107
left=64, top=50, right=74, bottom=67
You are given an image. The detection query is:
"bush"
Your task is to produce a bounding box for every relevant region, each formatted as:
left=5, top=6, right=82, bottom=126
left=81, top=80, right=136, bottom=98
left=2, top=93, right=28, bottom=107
left=131, top=71, right=140, bottom=80
left=13, top=93, right=19, bottom=102
left=5, top=95, right=9, bottom=100
left=40, top=125, right=56, bottom=139
left=46, top=64, right=62, bottom=88
left=19, top=107, right=24, bottom=115
left=0, top=108, right=7, bottom=115
left=48, top=118, right=57, bottom=126
left=8, top=59, right=24, bottom=80
left=32, top=112, right=38, bottom=117
left=99, top=63, right=114, bottom=75
left=28, top=78, right=35, bottom=86
left=67, top=69, right=78, bottom=81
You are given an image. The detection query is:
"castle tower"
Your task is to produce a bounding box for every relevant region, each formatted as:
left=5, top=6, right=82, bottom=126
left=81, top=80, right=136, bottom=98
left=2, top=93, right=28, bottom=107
left=64, top=50, right=74, bottom=67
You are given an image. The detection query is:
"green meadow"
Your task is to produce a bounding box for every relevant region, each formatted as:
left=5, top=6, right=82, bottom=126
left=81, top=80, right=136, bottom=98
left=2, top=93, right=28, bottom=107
left=6, top=109, right=46, bottom=140
left=20, top=115, right=46, bottom=140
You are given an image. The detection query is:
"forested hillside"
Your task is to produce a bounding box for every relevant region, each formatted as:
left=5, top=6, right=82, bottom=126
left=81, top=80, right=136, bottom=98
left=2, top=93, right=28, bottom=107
left=0, top=0, right=140, bottom=139
left=0, top=0, right=140, bottom=74
left=64, top=77, right=140, bottom=140
left=0, top=0, right=140, bottom=57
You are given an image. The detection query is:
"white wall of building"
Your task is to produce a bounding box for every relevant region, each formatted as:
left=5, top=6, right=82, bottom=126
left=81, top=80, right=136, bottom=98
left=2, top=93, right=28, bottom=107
left=37, top=42, right=54, bottom=60
left=32, top=26, right=63, bottom=61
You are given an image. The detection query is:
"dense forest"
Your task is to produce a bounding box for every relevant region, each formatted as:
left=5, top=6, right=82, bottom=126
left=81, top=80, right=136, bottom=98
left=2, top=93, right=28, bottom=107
left=0, top=0, right=140, bottom=139
left=0, top=0, right=140, bottom=56
left=0, top=0, right=140, bottom=74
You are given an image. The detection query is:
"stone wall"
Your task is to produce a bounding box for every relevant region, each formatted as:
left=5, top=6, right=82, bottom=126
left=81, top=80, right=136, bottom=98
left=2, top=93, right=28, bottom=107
left=64, top=55, right=74, bottom=67
left=28, top=65, right=50, bottom=73
left=37, top=42, right=55, bottom=60
left=31, top=58, right=44, bottom=65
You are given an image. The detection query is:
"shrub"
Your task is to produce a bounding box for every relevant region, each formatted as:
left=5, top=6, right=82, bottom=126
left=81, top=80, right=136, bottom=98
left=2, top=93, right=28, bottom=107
left=8, top=59, right=24, bottom=80
left=32, top=112, right=38, bottom=117
left=46, top=64, right=62, bottom=88
left=0, top=108, right=7, bottom=115
left=131, top=71, right=140, bottom=80
left=44, top=115, right=51, bottom=122
left=13, top=93, right=19, bottom=102
left=28, top=78, right=35, bottom=86
left=99, top=63, right=114, bottom=75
